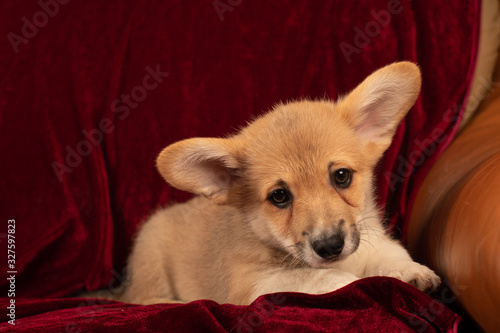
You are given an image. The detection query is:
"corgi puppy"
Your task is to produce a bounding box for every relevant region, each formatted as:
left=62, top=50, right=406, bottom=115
left=120, top=62, right=440, bottom=305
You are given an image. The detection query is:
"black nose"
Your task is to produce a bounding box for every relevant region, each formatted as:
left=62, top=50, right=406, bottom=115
left=312, top=234, right=344, bottom=259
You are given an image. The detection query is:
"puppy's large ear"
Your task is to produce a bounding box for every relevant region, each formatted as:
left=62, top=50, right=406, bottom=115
left=337, top=61, right=421, bottom=153
left=156, top=138, right=242, bottom=205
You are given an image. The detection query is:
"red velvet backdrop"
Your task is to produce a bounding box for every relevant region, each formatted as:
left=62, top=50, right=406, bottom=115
left=0, top=0, right=478, bottom=331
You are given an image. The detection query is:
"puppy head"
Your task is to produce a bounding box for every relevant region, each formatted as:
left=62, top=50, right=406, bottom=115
left=156, top=62, right=421, bottom=267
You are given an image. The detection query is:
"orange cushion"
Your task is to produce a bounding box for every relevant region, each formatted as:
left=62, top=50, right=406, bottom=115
left=408, top=54, right=500, bottom=331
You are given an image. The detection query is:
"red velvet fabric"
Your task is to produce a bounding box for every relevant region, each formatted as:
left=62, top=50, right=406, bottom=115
left=0, top=0, right=478, bottom=331
left=1, top=278, right=461, bottom=332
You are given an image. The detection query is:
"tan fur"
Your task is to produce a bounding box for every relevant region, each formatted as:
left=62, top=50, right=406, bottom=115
left=120, top=62, right=440, bottom=305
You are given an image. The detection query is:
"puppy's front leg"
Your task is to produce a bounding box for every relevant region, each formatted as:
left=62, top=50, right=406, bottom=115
left=356, top=234, right=441, bottom=292
left=243, top=267, right=359, bottom=304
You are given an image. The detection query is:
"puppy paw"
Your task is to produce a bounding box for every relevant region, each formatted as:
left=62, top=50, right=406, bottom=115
left=250, top=270, right=359, bottom=302
left=317, top=274, right=359, bottom=294
left=310, top=271, right=360, bottom=295
left=375, top=260, right=441, bottom=292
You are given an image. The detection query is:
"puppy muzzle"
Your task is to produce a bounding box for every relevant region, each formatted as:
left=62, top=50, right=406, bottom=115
left=311, top=233, right=345, bottom=260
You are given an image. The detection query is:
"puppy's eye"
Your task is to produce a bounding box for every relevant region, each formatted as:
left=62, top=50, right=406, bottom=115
left=268, top=189, right=292, bottom=208
left=332, top=168, right=353, bottom=189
